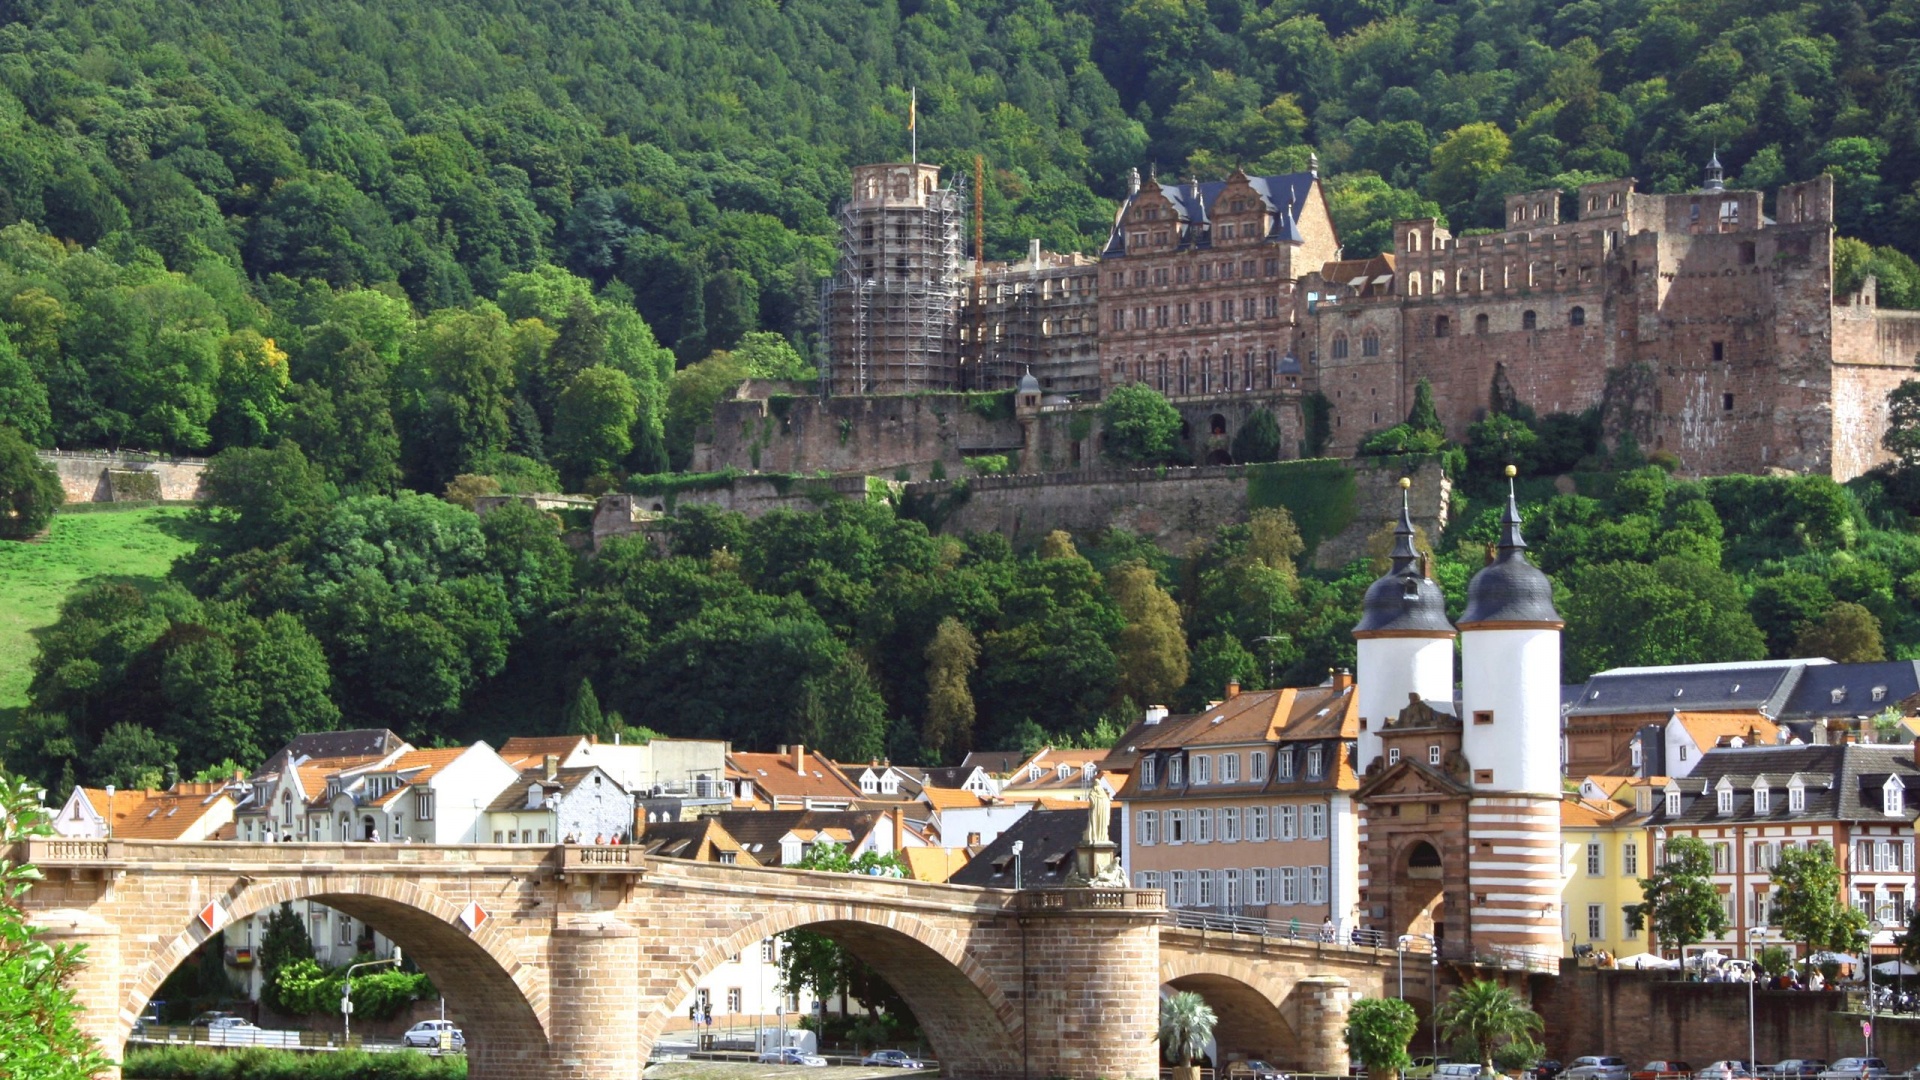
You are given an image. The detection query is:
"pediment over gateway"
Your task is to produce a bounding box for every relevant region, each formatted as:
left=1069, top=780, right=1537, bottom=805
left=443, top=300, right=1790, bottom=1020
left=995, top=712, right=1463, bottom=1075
left=1356, top=758, right=1472, bottom=801
left=1381, top=695, right=1460, bottom=732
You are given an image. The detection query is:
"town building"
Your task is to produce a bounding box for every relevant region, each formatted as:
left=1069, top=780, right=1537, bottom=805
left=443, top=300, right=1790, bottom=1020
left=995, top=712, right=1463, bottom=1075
left=1647, top=742, right=1920, bottom=957
left=483, top=759, right=633, bottom=844
left=727, top=745, right=866, bottom=810
left=1117, top=677, right=1361, bottom=930
left=1353, top=479, right=1565, bottom=968
left=997, top=746, right=1120, bottom=804
left=1557, top=779, right=1657, bottom=958
left=53, top=780, right=239, bottom=841
left=951, top=805, right=1116, bottom=890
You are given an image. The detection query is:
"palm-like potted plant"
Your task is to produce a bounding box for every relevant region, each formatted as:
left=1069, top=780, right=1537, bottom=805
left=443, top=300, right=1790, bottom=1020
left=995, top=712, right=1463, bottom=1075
left=1160, top=991, right=1218, bottom=1080
left=1347, top=997, right=1421, bottom=1080
left=1436, top=981, right=1543, bottom=1078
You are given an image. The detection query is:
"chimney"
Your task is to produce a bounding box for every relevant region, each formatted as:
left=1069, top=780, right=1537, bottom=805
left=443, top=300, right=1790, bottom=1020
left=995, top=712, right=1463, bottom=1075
left=1144, top=705, right=1169, bottom=726
left=793, top=744, right=806, bottom=774
left=1226, top=680, right=1241, bottom=700
left=891, top=806, right=906, bottom=854
left=1332, top=668, right=1355, bottom=690
left=544, top=754, right=559, bottom=782
left=1029, top=238, right=1041, bottom=271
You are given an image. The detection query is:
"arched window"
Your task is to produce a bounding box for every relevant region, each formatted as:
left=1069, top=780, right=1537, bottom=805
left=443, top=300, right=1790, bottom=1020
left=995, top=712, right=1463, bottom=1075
left=1475, top=313, right=1489, bottom=335
left=1457, top=268, right=1471, bottom=292
left=1522, top=309, right=1538, bottom=330
left=1408, top=274, right=1423, bottom=296
left=1362, top=332, right=1380, bottom=357
left=1569, top=306, right=1586, bottom=326
left=1198, top=352, right=1211, bottom=394
left=1432, top=270, right=1445, bottom=294
left=1408, top=230, right=1423, bottom=252
left=1331, top=334, right=1350, bottom=360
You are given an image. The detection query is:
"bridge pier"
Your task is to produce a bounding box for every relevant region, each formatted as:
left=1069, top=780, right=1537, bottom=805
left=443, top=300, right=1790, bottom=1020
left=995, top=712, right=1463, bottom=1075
left=36, top=908, right=124, bottom=1079
left=1283, top=975, right=1356, bottom=1075
left=547, top=913, right=642, bottom=1079
left=1017, top=892, right=1164, bottom=1079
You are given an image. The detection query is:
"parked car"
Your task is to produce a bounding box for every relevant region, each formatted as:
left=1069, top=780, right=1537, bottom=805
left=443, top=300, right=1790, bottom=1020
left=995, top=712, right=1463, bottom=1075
left=402, top=1020, right=465, bottom=1050
left=1407, top=1058, right=1453, bottom=1079
left=187, top=1011, right=237, bottom=1027
left=1760, top=1061, right=1827, bottom=1079
left=1226, top=1061, right=1287, bottom=1080
left=1697, top=1062, right=1754, bottom=1080
left=1563, top=1058, right=1631, bottom=1080
left=1819, top=1060, right=1888, bottom=1080
left=1534, top=1061, right=1564, bottom=1080
left=758, top=1047, right=828, bottom=1067
left=1635, top=1061, right=1694, bottom=1080
left=862, top=1050, right=926, bottom=1069
left=1435, top=1064, right=1487, bottom=1080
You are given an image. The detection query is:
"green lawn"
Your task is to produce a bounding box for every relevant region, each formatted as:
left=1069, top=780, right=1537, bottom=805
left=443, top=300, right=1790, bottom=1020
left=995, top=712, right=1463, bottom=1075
left=0, top=506, right=209, bottom=711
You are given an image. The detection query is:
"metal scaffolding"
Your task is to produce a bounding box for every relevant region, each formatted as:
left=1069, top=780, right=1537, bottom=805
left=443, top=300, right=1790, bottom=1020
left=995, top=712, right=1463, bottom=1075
left=821, top=164, right=966, bottom=395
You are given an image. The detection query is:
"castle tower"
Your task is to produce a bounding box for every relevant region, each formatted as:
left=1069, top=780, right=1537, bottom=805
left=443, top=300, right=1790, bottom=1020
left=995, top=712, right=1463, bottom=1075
left=822, top=163, right=965, bottom=395
left=1456, top=466, right=1564, bottom=965
left=1352, top=477, right=1456, bottom=776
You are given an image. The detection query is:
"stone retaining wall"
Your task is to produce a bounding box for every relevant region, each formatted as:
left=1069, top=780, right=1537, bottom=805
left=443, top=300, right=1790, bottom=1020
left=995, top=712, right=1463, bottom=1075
left=38, top=451, right=207, bottom=503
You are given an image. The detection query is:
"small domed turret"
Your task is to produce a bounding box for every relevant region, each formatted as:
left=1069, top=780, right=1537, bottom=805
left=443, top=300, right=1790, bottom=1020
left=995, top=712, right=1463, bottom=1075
left=1459, top=467, right=1561, bottom=629
left=1354, top=478, right=1453, bottom=636
left=1018, top=369, right=1040, bottom=394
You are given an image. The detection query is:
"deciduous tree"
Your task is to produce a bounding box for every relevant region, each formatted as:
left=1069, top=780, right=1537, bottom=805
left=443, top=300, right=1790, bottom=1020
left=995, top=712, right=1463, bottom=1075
left=0, top=424, right=61, bottom=539
left=1627, top=835, right=1729, bottom=955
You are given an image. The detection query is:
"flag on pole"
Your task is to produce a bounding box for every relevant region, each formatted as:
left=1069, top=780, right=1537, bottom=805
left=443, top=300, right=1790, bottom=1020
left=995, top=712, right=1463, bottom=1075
left=908, top=87, right=916, bottom=132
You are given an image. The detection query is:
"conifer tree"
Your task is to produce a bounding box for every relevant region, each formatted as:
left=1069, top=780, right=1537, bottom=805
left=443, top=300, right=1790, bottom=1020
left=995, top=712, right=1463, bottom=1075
left=564, top=678, right=605, bottom=739
left=923, top=617, right=978, bottom=762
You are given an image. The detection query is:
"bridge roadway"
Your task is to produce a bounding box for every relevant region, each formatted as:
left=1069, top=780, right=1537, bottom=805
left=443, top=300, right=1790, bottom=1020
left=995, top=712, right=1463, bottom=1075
left=16, top=839, right=1413, bottom=1080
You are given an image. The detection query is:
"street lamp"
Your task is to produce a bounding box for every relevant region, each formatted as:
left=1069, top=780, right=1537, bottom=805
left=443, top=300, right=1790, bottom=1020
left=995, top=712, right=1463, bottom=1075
left=342, top=949, right=402, bottom=1045
left=104, top=785, right=114, bottom=838
left=1747, top=926, right=1767, bottom=1071
left=1866, top=920, right=1885, bottom=1058
left=1398, top=936, right=1411, bottom=1000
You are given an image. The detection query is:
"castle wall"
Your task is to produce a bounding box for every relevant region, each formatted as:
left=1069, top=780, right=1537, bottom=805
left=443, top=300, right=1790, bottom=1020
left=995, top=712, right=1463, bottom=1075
left=38, top=451, right=207, bottom=503
left=1832, top=300, right=1920, bottom=479
left=696, top=393, right=1023, bottom=479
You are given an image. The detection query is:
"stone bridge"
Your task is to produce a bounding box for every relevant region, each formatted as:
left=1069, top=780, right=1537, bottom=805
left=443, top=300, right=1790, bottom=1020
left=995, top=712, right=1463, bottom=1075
left=19, top=839, right=1418, bottom=1080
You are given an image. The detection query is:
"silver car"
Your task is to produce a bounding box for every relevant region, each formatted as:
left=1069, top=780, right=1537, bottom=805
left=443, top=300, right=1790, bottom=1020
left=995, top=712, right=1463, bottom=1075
left=758, top=1047, right=828, bottom=1067
left=402, top=1020, right=465, bottom=1050
left=1819, top=1060, right=1888, bottom=1080
left=1565, top=1058, right=1632, bottom=1080
left=862, top=1050, right=926, bottom=1068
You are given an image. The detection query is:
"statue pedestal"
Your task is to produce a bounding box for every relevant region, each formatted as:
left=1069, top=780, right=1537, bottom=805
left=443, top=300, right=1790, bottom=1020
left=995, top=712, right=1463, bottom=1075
left=1069, top=841, right=1120, bottom=886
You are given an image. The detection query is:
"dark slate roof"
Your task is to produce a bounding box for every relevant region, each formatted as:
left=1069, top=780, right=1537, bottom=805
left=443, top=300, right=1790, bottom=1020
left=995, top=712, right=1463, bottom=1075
left=946, top=806, right=1118, bottom=890
left=1103, top=171, right=1316, bottom=256
left=1458, top=488, right=1562, bottom=627
left=1777, top=661, right=1920, bottom=721
left=278, top=729, right=407, bottom=762
left=1648, top=743, right=1920, bottom=826
left=1354, top=491, right=1454, bottom=636
left=1566, top=661, right=1808, bottom=718
left=960, top=751, right=1026, bottom=777
left=911, top=766, right=980, bottom=789
left=483, top=766, right=609, bottom=814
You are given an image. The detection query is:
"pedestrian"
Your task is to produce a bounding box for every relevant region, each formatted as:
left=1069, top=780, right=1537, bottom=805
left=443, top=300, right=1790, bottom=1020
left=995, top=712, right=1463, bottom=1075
left=1321, top=916, right=1335, bottom=942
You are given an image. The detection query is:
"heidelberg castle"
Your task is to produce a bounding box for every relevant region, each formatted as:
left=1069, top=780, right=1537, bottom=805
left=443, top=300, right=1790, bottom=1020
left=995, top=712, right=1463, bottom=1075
left=819, top=158, right=1920, bottom=480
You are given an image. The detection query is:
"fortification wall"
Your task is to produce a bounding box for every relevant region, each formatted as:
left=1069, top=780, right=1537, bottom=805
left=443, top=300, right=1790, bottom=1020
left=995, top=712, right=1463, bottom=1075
left=1832, top=302, right=1920, bottom=479
left=695, top=393, right=1022, bottom=479
left=37, top=451, right=207, bottom=503
left=919, top=457, right=1447, bottom=567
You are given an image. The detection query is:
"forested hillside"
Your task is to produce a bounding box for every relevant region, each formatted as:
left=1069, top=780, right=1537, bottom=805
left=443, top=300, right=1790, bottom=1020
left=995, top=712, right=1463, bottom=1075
left=4, top=0, right=1920, bottom=465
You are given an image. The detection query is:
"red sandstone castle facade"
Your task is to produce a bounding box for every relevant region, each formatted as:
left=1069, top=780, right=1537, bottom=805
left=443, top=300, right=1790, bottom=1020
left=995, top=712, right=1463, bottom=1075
left=820, top=159, right=1920, bottom=479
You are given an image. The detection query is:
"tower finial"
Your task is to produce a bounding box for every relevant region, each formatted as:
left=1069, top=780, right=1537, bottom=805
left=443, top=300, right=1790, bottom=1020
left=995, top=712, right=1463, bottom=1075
left=1308, top=150, right=1319, bottom=179
left=1388, top=476, right=1419, bottom=572
left=1703, top=148, right=1725, bottom=193
left=1499, top=465, right=1527, bottom=551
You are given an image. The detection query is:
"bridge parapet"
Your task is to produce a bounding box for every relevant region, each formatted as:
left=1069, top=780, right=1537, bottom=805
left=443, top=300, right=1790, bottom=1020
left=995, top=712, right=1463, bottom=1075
left=15, top=838, right=127, bottom=866
left=1016, top=887, right=1167, bottom=916
left=557, top=843, right=645, bottom=879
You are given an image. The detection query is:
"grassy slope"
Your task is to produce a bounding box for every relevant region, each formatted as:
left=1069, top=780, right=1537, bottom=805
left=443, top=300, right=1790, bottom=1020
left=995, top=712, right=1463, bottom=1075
left=0, top=507, right=207, bottom=711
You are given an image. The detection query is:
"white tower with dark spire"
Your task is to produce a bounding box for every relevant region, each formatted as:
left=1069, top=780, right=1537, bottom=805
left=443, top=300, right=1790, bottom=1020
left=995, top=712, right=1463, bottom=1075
left=1456, top=466, right=1564, bottom=965
left=1352, top=477, right=1457, bottom=775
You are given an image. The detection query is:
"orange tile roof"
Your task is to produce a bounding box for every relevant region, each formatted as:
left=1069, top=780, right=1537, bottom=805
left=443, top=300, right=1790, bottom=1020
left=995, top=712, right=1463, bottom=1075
left=1561, top=796, right=1631, bottom=828
left=1673, top=712, right=1782, bottom=752
left=921, top=786, right=988, bottom=811
left=902, top=846, right=969, bottom=884
left=387, top=746, right=471, bottom=785
left=729, top=750, right=865, bottom=801
left=79, top=785, right=233, bottom=840
left=499, top=735, right=590, bottom=769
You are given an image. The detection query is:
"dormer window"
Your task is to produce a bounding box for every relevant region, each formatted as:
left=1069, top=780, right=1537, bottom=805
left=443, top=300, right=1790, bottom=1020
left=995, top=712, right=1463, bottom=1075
left=1250, top=752, right=1267, bottom=782
left=1082, top=762, right=1096, bottom=781
left=1631, top=740, right=1643, bottom=770
left=1636, top=788, right=1653, bottom=814
left=1788, top=780, right=1806, bottom=813
left=861, top=774, right=878, bottom=794
left=1388, top=747, right=1401, bottom=766
left=1754, top=781, right=1770, bottom=814
left=1885, top=776, right=1905, bottom=815
left=1192, top=755, right=1211, bottom=784
left=1873, top=686, right=1888, bottom=702
left=1142, top=758, right=1157, bottom=788
left=881, top=774, right=898, bottom=795
left=1306, top=746, right=1324, bottom=779
left=1428, top=745, right=1442, bottom=766
left=1056, top=763, right=1071, bottom=781
left=1716, top=779, right=1734, bottom=815
left=1169, top=756, right=1184, bottom=786
left=1220, top=754, right=1238, bottom=783
left=1832, top=688, right=1847, bottom=705
left=1276, top=751, right=1294, bottom=781
left=1665, top=789, right=1681, bottom=816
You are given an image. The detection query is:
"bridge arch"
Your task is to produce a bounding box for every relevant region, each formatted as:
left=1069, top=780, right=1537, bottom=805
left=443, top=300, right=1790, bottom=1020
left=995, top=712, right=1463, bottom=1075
left=1160, top=953, right=1303, bottom=1069
left=120, top=874, right=546, bottom=1075
left=648, top=901, right=1023, bottom=1078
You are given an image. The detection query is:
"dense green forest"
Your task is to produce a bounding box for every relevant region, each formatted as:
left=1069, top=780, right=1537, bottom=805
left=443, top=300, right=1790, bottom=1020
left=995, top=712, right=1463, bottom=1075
left=5, top=0, right=1920, bottom=466
left=16, top=429, right=1920, bottom=793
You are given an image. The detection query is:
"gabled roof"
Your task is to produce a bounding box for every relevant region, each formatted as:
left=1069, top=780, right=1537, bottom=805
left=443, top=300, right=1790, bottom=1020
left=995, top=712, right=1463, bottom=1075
left=483, top=766, right=611, bottom=813
left=637, top=818, right=762, bottom=866
left=728, top=749, right=865, bottom=802
left=1777, top=661, right=1920, bottom=720
left=902, top=846, right=969, bottom=884
left=384, top=746, right=472, bottom=786
left=76, top=782, right=235, bottom=840
left=1561, top=795, right=1632, bottom=829
left=1567, top=660, right=1814, bottom=718
left=709, top=809, right=882, bottom=866
left=498, top=735, right=591, bottom=769
left=960, top=750, right=1027, bottom=777
left=1671, top=712, right=1784, bottom=752
left=1104, top=170, right=1318, bottom=256
left=921, top=786, right=989, bottom=811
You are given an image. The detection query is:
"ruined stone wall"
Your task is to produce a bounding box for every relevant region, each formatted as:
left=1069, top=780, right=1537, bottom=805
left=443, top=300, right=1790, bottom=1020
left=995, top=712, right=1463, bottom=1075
left=695, top=393, right=1022, bottom=479
left=1832, top=297, right=1920, bottom=479
left=37, top=451, right=207, bottom=502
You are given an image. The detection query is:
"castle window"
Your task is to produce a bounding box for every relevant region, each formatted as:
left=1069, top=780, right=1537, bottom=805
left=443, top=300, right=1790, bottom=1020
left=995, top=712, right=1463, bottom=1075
left=1474, top=710, right=1493, bottom=724
left=1712, top=341, right=1724, bottom=363
left=1388, top=747, right=1400, bottom=765
left=1475, top=313, right=1489, bottom=335
left=1331, top=334, right=1349, bottom=360
left=1408, top=274, right=1423, bottom=296
left=1434, top=315, right=1450, bottom=338
left=1723, top=393, right=1735, bottom=412
left=1362, top=332, right=1380, bottom=357
left=1569, top=306, right=1586, bottom=326
left=1428, top=744, right=1442, bottom=766
left=1740, top=241, right=1756, bottom=265
left=1474, top=769, right=1493, bottom=785
left=1522, top=310, right=1537, bottom=330
left=1409, top=230, right=1423, bottom=252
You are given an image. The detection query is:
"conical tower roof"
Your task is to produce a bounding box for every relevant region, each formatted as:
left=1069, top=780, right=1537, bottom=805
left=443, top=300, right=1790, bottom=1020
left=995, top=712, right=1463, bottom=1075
left=1458, top=468, right=1563, bottom=628
left=1353, top=479, right=1455, bottom=637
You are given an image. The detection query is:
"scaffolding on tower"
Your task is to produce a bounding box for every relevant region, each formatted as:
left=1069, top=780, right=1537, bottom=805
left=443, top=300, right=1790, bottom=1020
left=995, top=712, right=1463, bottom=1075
left=819, top=164, right=966, bottom=395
